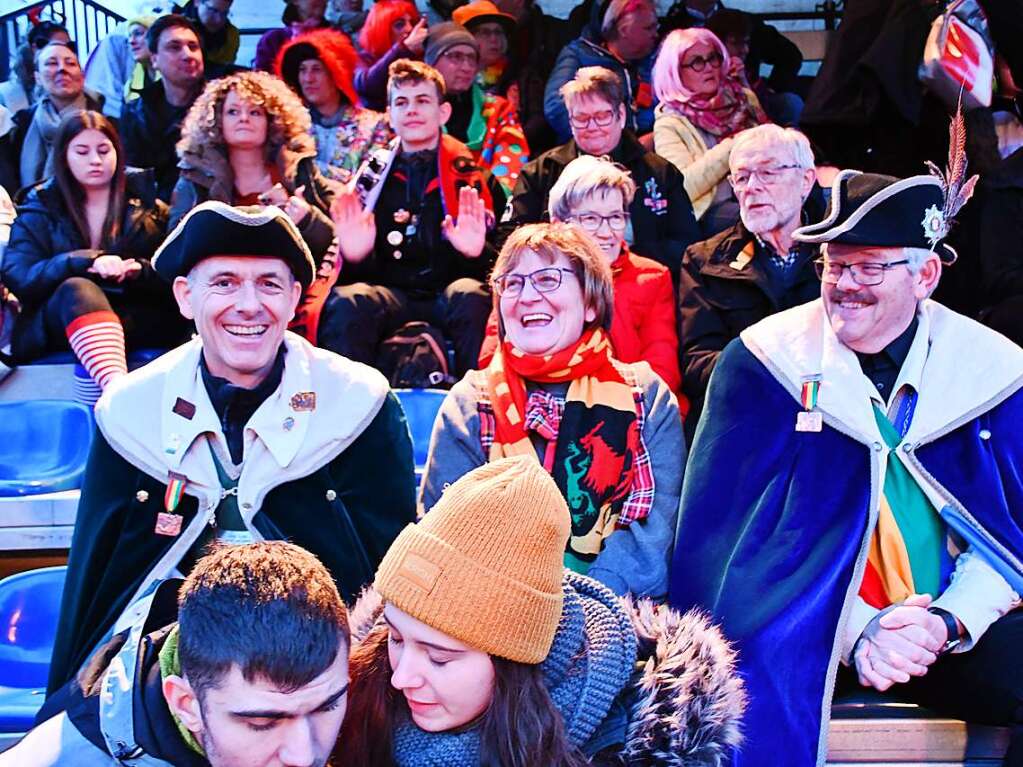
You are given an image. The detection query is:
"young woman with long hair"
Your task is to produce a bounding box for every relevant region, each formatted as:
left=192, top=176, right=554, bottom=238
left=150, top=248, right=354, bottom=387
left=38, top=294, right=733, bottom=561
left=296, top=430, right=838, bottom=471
left=338, top=457, right=746, bottom=767
left=2, top=110, right=185, bottom=397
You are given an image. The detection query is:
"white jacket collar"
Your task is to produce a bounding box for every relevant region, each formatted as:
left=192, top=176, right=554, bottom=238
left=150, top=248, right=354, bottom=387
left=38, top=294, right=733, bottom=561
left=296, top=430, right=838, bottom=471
left=740, top=299, right=1023, bottom=445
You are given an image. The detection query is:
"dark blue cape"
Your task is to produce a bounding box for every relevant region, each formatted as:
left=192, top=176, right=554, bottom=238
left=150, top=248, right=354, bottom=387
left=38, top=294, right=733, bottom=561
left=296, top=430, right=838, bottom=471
left=669, top=338, right=1023, bottom=766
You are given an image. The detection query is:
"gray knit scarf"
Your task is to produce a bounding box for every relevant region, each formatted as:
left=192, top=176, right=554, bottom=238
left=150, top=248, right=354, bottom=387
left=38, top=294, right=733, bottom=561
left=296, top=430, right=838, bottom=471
left=20, top=93, right=87, bottom=187
left=391, top=573, right=638, bottom=767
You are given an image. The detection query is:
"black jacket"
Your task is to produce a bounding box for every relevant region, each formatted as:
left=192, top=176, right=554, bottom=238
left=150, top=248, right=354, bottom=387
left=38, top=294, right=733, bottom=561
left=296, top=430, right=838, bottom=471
left=503, top=131, right=700, bottom=278
left=661, top=2, right=804, bottom=93
left=47, top=390, right=415, bottom=695
left=340, top=147, right=507, bottom=296
left=121, top=80, right=202, bottom=202
left=2, top=170, right=175, bottom=360
left=677, top=218, right=820, bottom=431
left=979, top=146, right=1023, bottom=304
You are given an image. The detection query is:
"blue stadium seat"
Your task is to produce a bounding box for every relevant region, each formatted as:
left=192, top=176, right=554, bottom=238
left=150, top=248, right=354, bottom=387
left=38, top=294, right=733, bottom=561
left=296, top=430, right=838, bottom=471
left=394, top=389, right=447, bottom=484
left=0, top=566, right=66, bottom=733
left=0, top=401, right=93, bottom=496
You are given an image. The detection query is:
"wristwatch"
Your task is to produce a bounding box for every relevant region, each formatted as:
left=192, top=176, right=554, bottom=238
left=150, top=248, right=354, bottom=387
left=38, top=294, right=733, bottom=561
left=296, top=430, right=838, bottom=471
left=928, top=607, right=962, bottom=656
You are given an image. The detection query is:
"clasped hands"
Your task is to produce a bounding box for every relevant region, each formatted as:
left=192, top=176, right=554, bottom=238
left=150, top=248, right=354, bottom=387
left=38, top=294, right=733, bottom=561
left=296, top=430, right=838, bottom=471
left=330, top=185, right=487, bottom=263
left=88, top=253, right=141, bottom=282
left=853, top=594, right=955, bottom=692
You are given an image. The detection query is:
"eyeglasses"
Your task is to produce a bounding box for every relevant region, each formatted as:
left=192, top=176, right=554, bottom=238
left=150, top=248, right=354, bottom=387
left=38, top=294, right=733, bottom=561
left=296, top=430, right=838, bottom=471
left=814, top=258, right=911, bottom=286
left=569, top=109, right=617, bottom=129
left=493, top=267, right=577, bottom=297
left=680, top=51, right=724, bottom=72
left=728, top=164, right=802, bottom=188
left=440, top=49, right=479, bottom=67
left=569, top=212, right=629, bottom=233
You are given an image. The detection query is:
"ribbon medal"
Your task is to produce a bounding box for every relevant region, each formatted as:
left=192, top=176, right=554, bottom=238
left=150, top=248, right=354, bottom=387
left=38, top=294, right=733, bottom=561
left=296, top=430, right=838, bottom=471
left=796, top=374, right=823, bottom=433
left=155, top=471, right=187, bottom=537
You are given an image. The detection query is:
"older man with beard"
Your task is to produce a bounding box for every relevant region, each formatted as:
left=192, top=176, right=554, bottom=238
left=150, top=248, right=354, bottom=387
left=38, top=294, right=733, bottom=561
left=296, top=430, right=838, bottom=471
left=677, top=123, right=823, bottom=432
left=670, top=154, right=1023, bottom=765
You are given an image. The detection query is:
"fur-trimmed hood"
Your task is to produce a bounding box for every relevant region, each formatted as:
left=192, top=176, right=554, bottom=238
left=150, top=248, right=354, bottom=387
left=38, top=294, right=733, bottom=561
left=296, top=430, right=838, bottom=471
left=348, top=580, right=745, bottom=767
left=177, top=133, right=318, bottom=202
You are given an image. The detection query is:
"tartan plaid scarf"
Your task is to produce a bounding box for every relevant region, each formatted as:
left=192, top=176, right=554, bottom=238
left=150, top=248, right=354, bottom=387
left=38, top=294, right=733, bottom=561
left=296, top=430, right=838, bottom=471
left=483, top=329, right=649, bottom=573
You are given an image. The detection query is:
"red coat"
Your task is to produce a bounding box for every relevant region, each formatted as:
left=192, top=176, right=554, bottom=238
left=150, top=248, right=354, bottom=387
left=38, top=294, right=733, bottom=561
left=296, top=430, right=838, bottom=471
left=479, top=248, right=687, bottom=414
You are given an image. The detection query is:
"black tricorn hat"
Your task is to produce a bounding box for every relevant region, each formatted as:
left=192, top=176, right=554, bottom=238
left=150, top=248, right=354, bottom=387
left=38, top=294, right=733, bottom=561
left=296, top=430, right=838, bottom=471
left=792, top=170, right=958, bottom=263
left=152, top=202, right=316, bottom=288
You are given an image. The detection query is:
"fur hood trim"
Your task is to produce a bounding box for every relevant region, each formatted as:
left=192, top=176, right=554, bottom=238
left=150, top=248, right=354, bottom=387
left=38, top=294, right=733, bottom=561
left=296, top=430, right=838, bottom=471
left=177, top=134, right=317, bottom=201
left=347, top=588, right=745, bottom=767
left=614, top=597, right=746, bottom=767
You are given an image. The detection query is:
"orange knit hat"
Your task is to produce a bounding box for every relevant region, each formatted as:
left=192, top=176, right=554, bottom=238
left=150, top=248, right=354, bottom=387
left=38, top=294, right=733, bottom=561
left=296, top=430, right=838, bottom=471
left=375, top=456, right=569, bottom=664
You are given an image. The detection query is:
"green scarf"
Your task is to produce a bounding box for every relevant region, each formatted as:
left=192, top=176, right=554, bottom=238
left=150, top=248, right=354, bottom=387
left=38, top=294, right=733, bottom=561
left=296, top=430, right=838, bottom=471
left=158, top=625, right=207, bottom=757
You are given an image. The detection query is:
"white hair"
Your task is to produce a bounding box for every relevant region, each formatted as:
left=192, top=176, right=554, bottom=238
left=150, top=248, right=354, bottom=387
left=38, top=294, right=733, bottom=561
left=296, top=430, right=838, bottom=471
left=548, top=155, right=636, bottom=221
left=730, top=124, right=814, bottom=171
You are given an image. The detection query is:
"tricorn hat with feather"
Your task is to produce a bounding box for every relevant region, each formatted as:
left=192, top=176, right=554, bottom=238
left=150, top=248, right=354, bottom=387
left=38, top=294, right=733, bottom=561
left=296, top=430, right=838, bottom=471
left=793, top=106, right=978, bottom=264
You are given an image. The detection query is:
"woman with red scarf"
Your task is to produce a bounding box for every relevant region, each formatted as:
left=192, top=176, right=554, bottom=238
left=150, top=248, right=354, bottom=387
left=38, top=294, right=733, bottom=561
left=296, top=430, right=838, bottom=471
left=653, top=27, right=768, bottom=236
left=478, top=155, right=684, bottom=404
left=419, top=222, right=685, bottom=601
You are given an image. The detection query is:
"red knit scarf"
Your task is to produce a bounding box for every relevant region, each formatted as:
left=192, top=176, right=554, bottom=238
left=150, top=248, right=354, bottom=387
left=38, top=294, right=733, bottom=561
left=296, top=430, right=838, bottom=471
left=485, top=329, right=641, bottom=572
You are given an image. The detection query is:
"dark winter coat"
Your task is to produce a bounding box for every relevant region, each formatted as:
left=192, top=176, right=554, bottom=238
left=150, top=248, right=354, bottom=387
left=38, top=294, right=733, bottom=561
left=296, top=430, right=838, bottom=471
left=677, top=217, right=820, bottom=429
left=2, top=170, right=177, bottom=360
left=660, top=2, right=804, bottom=93
left=503, top=131, right=700, bottom=278
left=980, top=146, right=1023, bottom=304
left=121, top=80, right=202, bottom=202
left=347, top=580, right=746, bottom=766
left=47, top=339, right=416, bottom=694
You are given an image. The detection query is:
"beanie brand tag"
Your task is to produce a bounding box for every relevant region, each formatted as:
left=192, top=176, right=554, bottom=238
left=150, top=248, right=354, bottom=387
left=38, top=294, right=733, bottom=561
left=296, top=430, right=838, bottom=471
left=397, top=552, right=441, bottom=593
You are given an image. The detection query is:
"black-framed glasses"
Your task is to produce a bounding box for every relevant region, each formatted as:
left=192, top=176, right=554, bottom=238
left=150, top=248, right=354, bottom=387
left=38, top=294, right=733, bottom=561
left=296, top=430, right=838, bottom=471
left=814, top=258, right=911, bottom=286
left=569, top=211, right=629, bottom=233
left=728, top=164, right=801, bottom=188
left=493, top=267, right=577, bottom=297
left=680, top=51, right=724, bottom=72
left=569, top=109, right=616, bottom=129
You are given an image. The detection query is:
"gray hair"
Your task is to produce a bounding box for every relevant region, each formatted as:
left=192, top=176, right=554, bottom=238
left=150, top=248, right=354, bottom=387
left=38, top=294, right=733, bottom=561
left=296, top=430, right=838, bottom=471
left=559, top=66, right=624, bottom=113
left=730, top=124, right=814, bottom=171
left=601, top=0, right=653, bottom=40
left=548, top=155, right=636, bottom=221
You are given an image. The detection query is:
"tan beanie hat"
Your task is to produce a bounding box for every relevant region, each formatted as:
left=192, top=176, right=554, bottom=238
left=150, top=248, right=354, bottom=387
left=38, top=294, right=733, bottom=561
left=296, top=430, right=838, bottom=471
left=375, top=456, right=570, bottom=664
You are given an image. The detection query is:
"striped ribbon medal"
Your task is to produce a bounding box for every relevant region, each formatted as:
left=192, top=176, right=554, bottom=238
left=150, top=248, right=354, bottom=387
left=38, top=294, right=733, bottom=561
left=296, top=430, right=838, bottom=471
left=796, top=374, right=823, bottom=432
left=155, top=471, right=187, bottom=537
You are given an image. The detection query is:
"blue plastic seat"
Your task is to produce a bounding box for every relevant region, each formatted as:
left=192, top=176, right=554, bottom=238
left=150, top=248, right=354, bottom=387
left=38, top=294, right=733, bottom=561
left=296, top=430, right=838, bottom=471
left=0, top=401, right=93, bottom=496
left=394, top=389, right=448, bottom=483
left=25, top=348, right=167, bottom=368
left=0, top=566, right=66, bottom=732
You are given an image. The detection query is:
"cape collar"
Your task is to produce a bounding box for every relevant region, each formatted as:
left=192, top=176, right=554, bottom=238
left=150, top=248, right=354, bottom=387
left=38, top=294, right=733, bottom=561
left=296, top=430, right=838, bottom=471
left=740, top=299, right=1023, bottom=445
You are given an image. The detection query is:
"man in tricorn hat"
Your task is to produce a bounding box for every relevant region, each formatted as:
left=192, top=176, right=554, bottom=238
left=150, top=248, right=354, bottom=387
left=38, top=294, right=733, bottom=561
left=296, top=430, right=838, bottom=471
left=668, top=159, right=1023, bottom=765
left=45, top=201, right=416, bottom=701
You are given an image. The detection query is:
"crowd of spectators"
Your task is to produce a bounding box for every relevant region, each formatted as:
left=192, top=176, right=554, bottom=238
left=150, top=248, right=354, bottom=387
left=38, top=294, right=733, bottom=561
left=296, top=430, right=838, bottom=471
left=0, top=0, right=1022, bottom=765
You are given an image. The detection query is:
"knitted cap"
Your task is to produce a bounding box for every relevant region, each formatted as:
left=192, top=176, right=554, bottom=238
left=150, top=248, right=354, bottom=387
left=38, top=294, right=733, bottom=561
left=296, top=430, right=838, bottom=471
left=375, top=456, right=569, bottom=664
left=424, top=22, right=479, bottom=67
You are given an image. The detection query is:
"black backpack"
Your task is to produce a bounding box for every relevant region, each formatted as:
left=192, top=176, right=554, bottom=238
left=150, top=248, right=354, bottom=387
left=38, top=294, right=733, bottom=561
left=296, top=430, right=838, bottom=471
left=376, top=321, right=455, bottom=389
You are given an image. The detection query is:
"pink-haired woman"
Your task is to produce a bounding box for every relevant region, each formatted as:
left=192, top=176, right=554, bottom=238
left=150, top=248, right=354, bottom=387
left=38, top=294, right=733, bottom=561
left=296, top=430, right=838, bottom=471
left=652, top=27, right=767, bottom=235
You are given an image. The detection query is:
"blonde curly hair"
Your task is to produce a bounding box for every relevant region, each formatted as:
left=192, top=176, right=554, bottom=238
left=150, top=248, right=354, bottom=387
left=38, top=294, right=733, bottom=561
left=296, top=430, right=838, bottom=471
left=177, top=70, right=313, bottom=163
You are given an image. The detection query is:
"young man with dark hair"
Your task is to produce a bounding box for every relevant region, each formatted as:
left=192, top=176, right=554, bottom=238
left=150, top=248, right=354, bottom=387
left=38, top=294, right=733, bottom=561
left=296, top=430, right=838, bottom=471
left=321, top=58, right=506, bottom=376
left=120, top=14, right=206, bottom=201
left=4, top=542, right=350, bottom=766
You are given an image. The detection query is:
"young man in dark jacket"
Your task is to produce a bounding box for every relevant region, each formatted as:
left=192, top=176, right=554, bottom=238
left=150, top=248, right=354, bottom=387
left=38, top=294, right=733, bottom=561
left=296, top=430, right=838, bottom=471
left=45, top=202, right=415, bottom=696
left=10, top=542, right=350, bottom=767
left=120, top=15, right=206, bottom=201
left=505, top=66, right=698, bottom=279
left=321, top=59, right=506, bottom=375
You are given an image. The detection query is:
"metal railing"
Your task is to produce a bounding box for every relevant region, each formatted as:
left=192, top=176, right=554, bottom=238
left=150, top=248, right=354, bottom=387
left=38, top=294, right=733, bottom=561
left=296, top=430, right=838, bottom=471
left=0, top=0, right=125, bottom=81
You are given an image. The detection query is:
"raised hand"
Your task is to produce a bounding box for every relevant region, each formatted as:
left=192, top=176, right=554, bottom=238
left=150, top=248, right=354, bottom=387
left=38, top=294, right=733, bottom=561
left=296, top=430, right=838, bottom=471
left=442, top=186, right=487, bottom=259
left=404, top=18, right=428, bottom=55
left=330, top=188, right=376, bottom=263
left=284, top=184, right=311, bottom=225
